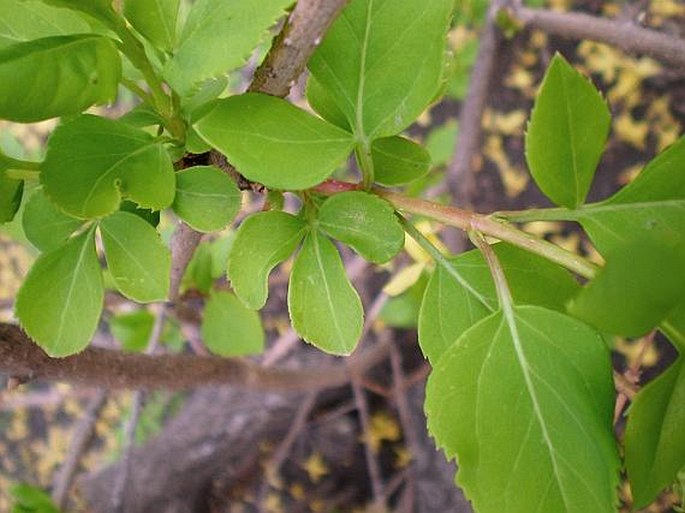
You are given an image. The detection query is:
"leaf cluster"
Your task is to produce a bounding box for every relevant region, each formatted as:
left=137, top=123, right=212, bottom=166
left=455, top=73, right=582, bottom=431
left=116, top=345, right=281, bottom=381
left=0, top=1, right=683, bottom=512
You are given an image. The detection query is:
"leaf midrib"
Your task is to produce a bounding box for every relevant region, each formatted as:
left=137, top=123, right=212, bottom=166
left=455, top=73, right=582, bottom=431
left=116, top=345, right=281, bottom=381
left=54, top=229, right=93, bottom=348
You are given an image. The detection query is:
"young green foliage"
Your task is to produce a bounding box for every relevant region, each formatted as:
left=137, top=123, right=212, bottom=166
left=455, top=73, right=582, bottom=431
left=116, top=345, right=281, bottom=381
left=36, top=0, right=117, bottom=24
left=172, top=165, right=241, bottom=233
left=0, top=0, right=90, bottom=49
left=162, top=0, right=291, bottom=95
left=123, top=0, right=179, bottom=52
left=308, top=0, right=454, bottom=139
left=229, top=211, right=306, bottom=310
left=0, top=173, right=23, bottom=223
left=568, top=236, right=685, bottom=337
left=288, top=231, right=363, bottom=355
left=15, top=226, right=103, bottom=357
left=425, top=306, right=619, bottom=513
left=22, top=190, right=83, bottom=251
left=100, top=212, right=171, bottom=303
left=525, top=53, right=610, bottom=208
left=0, top=35, right=121, bottom=122
left=371, top=136, right=431, bottom=186
left=573, top=135, right=685, bottom=254
left=110, top=310, right=155, bottom=352
left=41, top=115, right=175, bottom=219
left=625, top=357, right=685, bottom=508
left=317, top=191, right=404, bottom=264
left=10, top=483, right=62, bottom=513
left=418, top=244, right=580, bottom=364
left=195, top=93, right=356, bottom=190
left=202, top=291, right=265, bottom=357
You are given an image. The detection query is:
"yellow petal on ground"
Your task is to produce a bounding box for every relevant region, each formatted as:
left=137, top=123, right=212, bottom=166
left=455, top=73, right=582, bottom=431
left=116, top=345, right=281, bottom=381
left=383, top=262, right=426, bottom=297
left=615, top=112, right=650, bottom=150
left=302, top=453, right=328, bottom=483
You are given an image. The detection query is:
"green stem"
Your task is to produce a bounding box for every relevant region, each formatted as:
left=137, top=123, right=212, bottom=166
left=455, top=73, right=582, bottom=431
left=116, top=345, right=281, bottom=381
left=494, top=206, right=581, bottom=223
left=120, top=78, right=154, bottom=104
left=469, top=230, right=514, bottom=310
left=4, top=169, right=39, bottom=181
left=661, top=320, right=684, bottom=349
left=379, top=190, right=598, bottom=279
left=1, top=156, right=40, bottom=172
left=110, top=20, right=184, bottom=141
left=356, top=142, right=375, bottom=189
left=399, top=216, right=492, bottom=309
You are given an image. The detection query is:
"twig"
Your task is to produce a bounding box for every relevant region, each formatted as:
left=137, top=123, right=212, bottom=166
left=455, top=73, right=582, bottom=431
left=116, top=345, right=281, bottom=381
left=258, top=392, right=319, bottom=513
left=111, top=306, right=167, bottom=512
left=613, top=330, right=656, bottom=425
left=249, top=0, right=350, bottom=97
left=51, top=389, right=108, bottom=510
left=388, top=338, right=418, bottom=508
left=349, top=366, right=385, bottom=509
left=510, top=6, right=685, bottom=71
left=314, top=181, right=599, bottom=279
left=447, top=2, right=503, bottom=210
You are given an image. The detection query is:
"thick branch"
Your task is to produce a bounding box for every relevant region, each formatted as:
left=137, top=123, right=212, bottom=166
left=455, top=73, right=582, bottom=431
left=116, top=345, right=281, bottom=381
left=0, top=323, right=387, bottom=391
left=512, top=6, right=685, bottom=71
left=249, top=0, right=349, bottom=96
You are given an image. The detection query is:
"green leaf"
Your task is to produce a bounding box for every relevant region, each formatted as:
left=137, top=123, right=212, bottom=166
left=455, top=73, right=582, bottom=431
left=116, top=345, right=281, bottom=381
left=664, top=302, right=685, bottom=353
left=371, top=136, right=431, bottom=186
left=183, top=240, right=214, bottom=294
left=317, top=191, right=404, bottom=263
left=525, top=53, right=610, bottom=208
left=172, top=165, right=241, bottom=233
left=0, top=0, right=90, bottom=49
left=15, top=226, right=103, bottom=357
left=308, top=0, right=453, bottom=139
left=229, top=211, right=306, bottom=310
left=574, top=135, right=685, bottom=254
left=568, top=236, right=685, bottom=337
left=0, top=35, right=120, bottom=122
left=22, top=189, right=83, bottom=251
left=42, top=114, right=175, bottom=219
left=0, top=174, right=23, bottom=223
left=380, top=272, right=427, bottom=328
left=425, top=306, right=619, bottom=513
left=119, top=200, right=160, bottom=227
left=110, top=310, right=155, bottom=352
left=10, top=483, right=62, bottom=513
left=163, top=0, right=291, bottom=95
left=36, top=0, right=117, bottom=24
left=425, top=120, right=459, bottom=167
left=195, top=93, right=355, bottom=190
left=306, top=74, right=351, bottom=131
left=100, top=211, right=170, bottom=303
left=418, top=243, right=580, bottom=364
left=123, top=0, right=179, bottom=52
left=288, top=231, right=363, bottom=355
left=625, top=358, right=685, bottom=508
left=201, top=291, right=265, bottom=356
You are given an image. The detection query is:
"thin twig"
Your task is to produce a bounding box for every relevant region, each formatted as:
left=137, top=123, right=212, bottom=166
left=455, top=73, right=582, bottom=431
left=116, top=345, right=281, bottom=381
left=111, top=306, right=167, bottom=512
left=613, top=330, right=656, bottom=425
left=510, top=5, right=685, bottom=71
left=258, top=392, right=319, bottom=513
left=349, top=367, right=385, bottom=509
left=388, top=337, right=418, bottom=508
left=51, top=389, right=108, bottom=510
left=447, top=2, right=503, bottom=210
